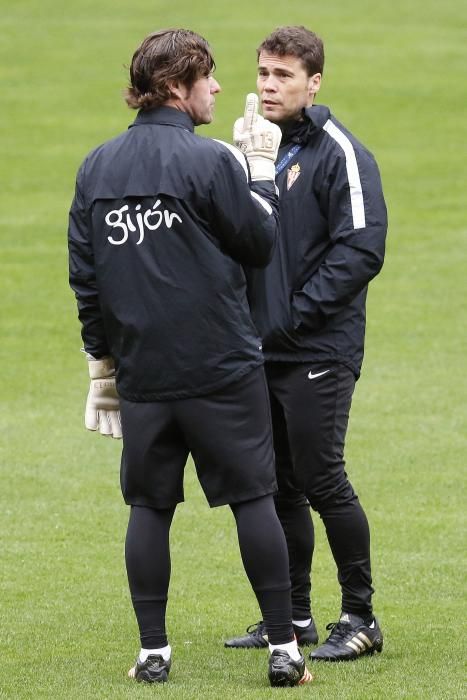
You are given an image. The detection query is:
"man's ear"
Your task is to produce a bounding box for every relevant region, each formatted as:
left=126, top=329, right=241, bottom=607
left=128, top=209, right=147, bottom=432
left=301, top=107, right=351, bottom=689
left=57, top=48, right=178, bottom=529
left=168, top=80, right=186, bottom=101
left=308, top=73, right=321, bottom=97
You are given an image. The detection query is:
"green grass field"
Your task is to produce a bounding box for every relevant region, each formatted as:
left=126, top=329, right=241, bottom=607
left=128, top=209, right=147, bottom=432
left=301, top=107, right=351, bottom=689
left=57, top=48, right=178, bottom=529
left=1, top=0, right=466, bottom=697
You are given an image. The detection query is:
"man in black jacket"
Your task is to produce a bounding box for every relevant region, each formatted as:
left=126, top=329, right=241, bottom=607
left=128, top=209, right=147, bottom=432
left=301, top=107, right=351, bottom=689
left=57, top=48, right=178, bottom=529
left=225, top=25, right=387, bottom=662
left=68, top=28, right=313, bottom=687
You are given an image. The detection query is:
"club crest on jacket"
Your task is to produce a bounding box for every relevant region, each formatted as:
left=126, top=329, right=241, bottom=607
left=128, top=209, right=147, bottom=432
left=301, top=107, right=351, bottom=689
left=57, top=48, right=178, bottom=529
left=287, top=163, right=301, bottom=190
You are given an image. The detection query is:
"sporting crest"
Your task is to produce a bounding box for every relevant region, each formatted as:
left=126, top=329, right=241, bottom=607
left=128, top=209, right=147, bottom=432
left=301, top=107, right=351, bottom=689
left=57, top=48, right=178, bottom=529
left=287, top=163, right=301, bottom=190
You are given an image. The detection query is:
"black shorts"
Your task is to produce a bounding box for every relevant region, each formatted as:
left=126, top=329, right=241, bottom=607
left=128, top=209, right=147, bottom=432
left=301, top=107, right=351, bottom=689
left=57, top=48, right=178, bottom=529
left=120, top=366, right=277, bottom=508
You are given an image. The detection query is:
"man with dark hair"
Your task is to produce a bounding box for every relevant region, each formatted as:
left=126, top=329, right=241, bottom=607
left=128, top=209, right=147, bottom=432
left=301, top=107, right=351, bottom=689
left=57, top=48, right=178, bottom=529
left=225, top=25, right=387, bottom=662
left=68, top=28, right=312, bottom=686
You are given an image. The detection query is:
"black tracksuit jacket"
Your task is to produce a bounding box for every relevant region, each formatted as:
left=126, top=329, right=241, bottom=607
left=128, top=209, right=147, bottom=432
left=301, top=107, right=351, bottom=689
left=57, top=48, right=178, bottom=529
left=247, top=104, right=388, bottom=377
left=68, top=107, right=279, bottom=401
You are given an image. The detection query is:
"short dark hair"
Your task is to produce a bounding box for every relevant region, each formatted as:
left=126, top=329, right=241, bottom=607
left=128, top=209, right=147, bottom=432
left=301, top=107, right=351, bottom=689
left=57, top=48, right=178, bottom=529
left=257, top=26, right=324, bottom=76
left=125, top=29, right=215, bottom=110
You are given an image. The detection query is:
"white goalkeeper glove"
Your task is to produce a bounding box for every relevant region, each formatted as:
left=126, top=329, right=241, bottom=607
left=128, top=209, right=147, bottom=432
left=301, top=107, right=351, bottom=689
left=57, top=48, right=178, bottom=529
left=85, top=356, right=122, bottom=439
left=233, top=93, right=282, bottom=182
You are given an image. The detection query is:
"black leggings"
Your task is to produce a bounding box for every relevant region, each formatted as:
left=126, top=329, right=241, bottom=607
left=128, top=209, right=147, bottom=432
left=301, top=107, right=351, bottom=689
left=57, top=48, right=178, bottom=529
left=125, top=495, right=293, bottom=647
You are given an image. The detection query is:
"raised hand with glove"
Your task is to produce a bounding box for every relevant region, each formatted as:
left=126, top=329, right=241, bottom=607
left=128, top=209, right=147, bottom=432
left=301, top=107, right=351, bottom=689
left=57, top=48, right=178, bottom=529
left=233, top=93, right=281, bottom=182
left=85, top=355, right=122, bottom=439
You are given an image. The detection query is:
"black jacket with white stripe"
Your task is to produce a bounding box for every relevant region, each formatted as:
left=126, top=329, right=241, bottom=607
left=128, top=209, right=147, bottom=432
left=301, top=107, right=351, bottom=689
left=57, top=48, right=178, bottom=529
left=68, top=107, right=279, bottom=401
left=246, top=104, right=387, bottom=377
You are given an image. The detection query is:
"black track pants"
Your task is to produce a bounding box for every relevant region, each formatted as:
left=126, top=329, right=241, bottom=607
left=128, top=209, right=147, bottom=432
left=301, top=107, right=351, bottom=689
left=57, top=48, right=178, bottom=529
left=267, top=361, right=374, bottom=617
left=274, top=500, right=314, bottom=620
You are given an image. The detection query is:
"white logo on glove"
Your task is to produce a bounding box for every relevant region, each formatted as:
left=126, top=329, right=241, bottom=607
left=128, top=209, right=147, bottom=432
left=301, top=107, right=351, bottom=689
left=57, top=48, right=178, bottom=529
left=233, top=94, right=282, bottom=182
left=105, top=201, right=182, bottom=246
left=234, top=93, right=281, bottom=158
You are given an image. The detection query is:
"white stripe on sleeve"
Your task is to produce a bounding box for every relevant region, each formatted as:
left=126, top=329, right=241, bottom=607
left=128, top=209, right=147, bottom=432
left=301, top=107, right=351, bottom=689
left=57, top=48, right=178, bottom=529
left=213, top=139, right=249, bottom=179
left=323, top=120, right=366, bottom=229
left=213, top=139, right=272, bottom=214
left=250, top=190, right=272, bottom=215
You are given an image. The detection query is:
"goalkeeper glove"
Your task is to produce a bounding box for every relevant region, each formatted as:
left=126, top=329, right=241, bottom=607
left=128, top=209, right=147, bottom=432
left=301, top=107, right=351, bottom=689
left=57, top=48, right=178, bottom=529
left=233, top=93, right=282, bottom=182
left=85, top=356, right=122, bottom=439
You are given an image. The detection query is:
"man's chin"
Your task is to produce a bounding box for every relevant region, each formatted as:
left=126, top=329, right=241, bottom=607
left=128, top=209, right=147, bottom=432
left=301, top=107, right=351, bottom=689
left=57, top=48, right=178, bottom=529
left=262, top=107, right=281, bottom=123
left=194, top=113, right=214, bottom=126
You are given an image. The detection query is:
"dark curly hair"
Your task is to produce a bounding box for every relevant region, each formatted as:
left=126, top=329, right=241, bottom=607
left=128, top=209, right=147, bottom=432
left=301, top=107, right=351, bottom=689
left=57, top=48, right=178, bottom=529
left=125, top=29, right=215, bottom=110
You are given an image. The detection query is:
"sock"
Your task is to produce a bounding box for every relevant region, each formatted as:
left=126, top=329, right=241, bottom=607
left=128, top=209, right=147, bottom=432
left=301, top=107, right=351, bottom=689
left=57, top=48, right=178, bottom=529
left=139, top=644, right=171, bottom=663
left=292, top=618, right=311, bottom=628
left=269, top=639, right=301, bottom=662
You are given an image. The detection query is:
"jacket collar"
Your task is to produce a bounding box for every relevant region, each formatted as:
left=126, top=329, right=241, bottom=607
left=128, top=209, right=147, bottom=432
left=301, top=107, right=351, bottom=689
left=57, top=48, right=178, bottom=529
left=130, top=106, right=195, bottom=132
left=279, top=104, right=331, bottom=146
